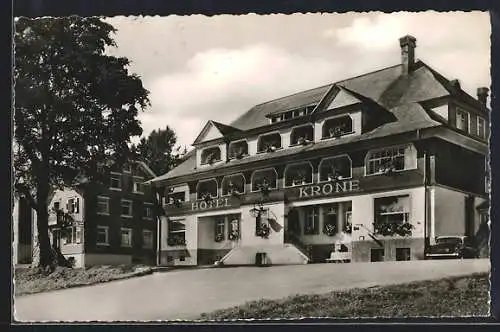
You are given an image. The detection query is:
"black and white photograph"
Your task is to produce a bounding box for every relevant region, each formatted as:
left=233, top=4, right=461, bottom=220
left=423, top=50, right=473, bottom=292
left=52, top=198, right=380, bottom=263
left=12, top=10, right=492, bottom=322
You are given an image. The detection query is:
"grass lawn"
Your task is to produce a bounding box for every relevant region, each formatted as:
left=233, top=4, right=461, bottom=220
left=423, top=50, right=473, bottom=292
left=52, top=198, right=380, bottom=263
left=200, top=272, right=490, bottom=320
left=14, top=265, right=153, bottom=296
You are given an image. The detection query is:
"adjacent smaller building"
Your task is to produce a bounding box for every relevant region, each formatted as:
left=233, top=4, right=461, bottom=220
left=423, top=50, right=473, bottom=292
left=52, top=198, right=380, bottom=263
left=47, top=161, right=158, bottom=267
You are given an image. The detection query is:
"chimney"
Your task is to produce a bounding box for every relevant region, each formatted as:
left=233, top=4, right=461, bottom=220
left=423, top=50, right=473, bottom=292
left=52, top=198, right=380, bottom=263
left=399, top=35, right=417, bottom=75
left=450, top=79, right=461, bottom=90
left=477, top=87, right=489, bottom=107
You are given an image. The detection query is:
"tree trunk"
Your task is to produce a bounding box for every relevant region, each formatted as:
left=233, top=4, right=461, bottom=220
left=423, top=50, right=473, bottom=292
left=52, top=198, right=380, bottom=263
left=35, top=172, right=55, bottom=269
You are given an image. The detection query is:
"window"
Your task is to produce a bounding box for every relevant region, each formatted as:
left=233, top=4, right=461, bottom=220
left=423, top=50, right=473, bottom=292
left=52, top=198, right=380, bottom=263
left=142, top=230, right=153, bottom=249
left=179, top=256, right=186, bottom=262
left=290, top=125, right=314, bottom=146
left=304, top=206, right=320, bottom=235
left=201, top=146, right=222, bottom=165
left=96, top=226, right=109, bottom=245
left=64, top=226, right=82, bottom=244
left=396, top=248, right=411, bottom=261
left=374, top=195, right=411, bottom=235
left=477, top=117, right=486, bottom=138
left=366, top=144, right=416, bottom=175
left=167, top=192, right=185, bottom=205
left=196, top=179, right=218, bottom=200
left=143, top=203, right=153, bottom=219
left=222, top=174, right=246, bottom=196
left=53, top=201, right=60, bottom=211
left=257, top=133, right=282, bottom=153
left=110, top=173, right=122, bottom=190
left=214, top=217, right=225, bottom=242
left=228, top=141, right=248, bottom=159
left=370, top=248, right=385, bottom=262
left=323, top=204, right=338, bottom=236
left=121, top=199, right=133, bottom=218
left=319, top=155, right=352, bottom=182
left=251, top=168, right=278, bottom=192
left=133, top=177, right=144, bottom=194
left=67, top=198, right=80, bottom=214
left=456, top=109, right=469, bottom=132
left=284, top=162, right=313, bottom=187
left=322, top=115, right=353, bottom=139
left=120, top=228, right=133, bottom=247
left=228, top=215, right=240, bottom=240
left=97, top=196, right=110, bottom=215
left=168, top=219, right=186, bottom=246
left=123, top=164, right=133, bottom=173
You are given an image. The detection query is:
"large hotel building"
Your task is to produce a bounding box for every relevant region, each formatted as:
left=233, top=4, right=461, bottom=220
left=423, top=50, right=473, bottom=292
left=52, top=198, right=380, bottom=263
left=148, top=35, right=490, bottom=266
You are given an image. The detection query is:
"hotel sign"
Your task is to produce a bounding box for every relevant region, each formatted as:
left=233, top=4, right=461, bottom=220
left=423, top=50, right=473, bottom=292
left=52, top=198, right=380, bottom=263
left=191, top=198, right=231, bottom=211
left=298, top=180, right=360, bottom=198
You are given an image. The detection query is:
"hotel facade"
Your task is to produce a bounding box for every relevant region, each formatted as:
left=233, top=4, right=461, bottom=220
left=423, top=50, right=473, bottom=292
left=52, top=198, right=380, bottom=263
left=148, top=35, right=490, bottom=266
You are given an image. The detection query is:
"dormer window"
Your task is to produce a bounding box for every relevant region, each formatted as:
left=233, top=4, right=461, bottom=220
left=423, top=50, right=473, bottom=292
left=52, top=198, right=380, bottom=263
left=284, top=162, right=313, bottom=187
left=229, top=140, right=248, bottom=160
left=322, top=115, right=353, bottom=139
left=319, top=155, right=352, bottom=182
left=257, top=133, right=282, bottom=153
left=201, top=146, right=222, bottom=165
left=290, top=125, right=314, bottom=146
left=222, top=174, right=246, bottom=196
left=196, top=179, right=218, bottom=200
left=456, top=109, right=469, bottom=133
left=251, top=168, right=278, bottom=192
left=269, top=105, right=316, bottom=124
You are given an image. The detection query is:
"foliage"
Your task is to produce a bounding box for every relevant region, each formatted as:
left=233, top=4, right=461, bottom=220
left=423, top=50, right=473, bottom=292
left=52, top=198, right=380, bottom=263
left=374, top=222, right=414, bottom=237
left=214, top=232, right=225, bottom=243
left=199, top=273, right=489, bottom=320
left=228, top=229, right=239, bottom=241
left=15, top=265, right=153, bottom=296
left=323, top=221, right=338, bottom=236
left=132, top=126, right=186, bottom=176
left=343, top=222, right=352, bottom=234
left=14, top=16, right=150, bottom=267
left=256, top=221, right=271, bottom=239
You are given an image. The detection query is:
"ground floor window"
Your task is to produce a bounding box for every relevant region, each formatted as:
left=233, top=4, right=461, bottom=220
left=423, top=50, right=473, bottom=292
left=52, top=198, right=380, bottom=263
left=168, top=219, right=186, bottom=246
left=228, top=215, right=240, bottom=240
left=396, top=247, right=411, bottom=261
left=323, top=205, right=338, bottom=236
left=374, top=195, right=411, bottom=236
left=120, top=228, right=133, bottom=247
left=370, top=248, right=385, bottom=262
left=214, top=217, right=225, bottom=242
left=64, top=225, right=83, bottom=244
left=142, top=230, right=153, bottom=249
left=96, top=226, right=109, bottom=246
left=304, top=206, right=320, bottom=235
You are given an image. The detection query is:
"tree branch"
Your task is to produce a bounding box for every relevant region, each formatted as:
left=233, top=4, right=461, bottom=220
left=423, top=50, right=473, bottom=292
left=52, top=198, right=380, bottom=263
left=15, top=182, right=39, bottom=211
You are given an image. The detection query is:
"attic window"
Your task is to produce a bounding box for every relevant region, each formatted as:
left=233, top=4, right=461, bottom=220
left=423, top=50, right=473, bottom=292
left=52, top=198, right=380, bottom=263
left=322, top=115, right=353, bottom=139
left=201, top=146, right=222, bottom=165
left=319, top=155, right=352, bottom=182
left=290, top=125, right=314, bottom=146
left=229, top=140, right=248, bottom=160
left=257, top=133, right=282, bottom=153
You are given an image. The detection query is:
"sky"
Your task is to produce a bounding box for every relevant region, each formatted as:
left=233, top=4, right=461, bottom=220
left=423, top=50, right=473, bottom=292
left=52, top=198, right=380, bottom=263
left=105, top=11, right=491, bottom=150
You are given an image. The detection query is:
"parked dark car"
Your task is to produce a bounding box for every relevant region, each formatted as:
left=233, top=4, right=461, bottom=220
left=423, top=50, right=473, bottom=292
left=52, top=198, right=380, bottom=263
left=425, top=236, right=479, bottom=259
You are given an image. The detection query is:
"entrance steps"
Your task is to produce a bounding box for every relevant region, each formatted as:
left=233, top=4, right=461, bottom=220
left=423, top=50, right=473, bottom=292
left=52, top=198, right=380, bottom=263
left=220, top=244, right=309, bottom=266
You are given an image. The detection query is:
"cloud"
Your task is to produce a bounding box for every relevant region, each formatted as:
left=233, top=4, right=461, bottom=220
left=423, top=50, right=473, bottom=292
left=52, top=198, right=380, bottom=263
left=143, top=44, right=342, bottom=147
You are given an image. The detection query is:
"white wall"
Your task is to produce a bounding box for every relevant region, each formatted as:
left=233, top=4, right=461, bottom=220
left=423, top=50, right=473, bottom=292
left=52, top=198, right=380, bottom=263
left=431, top=186, right=467, bottom=237
left=48, top=188, right=85, bottom=226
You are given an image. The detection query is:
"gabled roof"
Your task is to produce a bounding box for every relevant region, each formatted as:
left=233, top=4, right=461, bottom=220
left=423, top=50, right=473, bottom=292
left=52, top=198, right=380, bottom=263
left=135, top=161, right=156, bottom=178
left=192, top=120, right=241, bottom=145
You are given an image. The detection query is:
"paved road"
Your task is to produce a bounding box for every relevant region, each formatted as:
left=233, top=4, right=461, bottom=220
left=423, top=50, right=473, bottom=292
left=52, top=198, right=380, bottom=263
left=14, top=259, right=489, bottom=322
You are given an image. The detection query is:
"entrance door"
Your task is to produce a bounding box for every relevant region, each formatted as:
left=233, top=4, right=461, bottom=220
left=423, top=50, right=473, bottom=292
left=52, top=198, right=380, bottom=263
left=287, top=209, right=301, bottom=236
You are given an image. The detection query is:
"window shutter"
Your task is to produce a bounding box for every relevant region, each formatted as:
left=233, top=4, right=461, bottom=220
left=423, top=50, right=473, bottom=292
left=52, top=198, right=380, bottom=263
left=75, top=198, right=80, bottom=213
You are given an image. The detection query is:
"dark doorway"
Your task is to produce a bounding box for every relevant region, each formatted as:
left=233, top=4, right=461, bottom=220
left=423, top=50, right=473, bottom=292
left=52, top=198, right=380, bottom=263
left=370, top=248, right=385, bottom=262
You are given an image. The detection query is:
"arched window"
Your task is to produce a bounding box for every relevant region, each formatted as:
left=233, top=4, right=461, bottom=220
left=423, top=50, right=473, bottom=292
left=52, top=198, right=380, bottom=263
left=200, top=146, right=222, bottom=165
left=196, top=179, right=218, bottom=199
left=284, top=162, right=313, bottom=187
left=322, top=115, right=353, bottom=139
left=228, top=140, right=248, bottom=160
left=251, top=168, right=278, bottom=192
left=257, top=133, right=282, bottom=153
left=318, top=155, right=352, bottom=182
left=365, top=144, right=417, bottom=175
left=290, top=125, right=314, bottom=146
left=221, top=174, right=246, bottom=196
